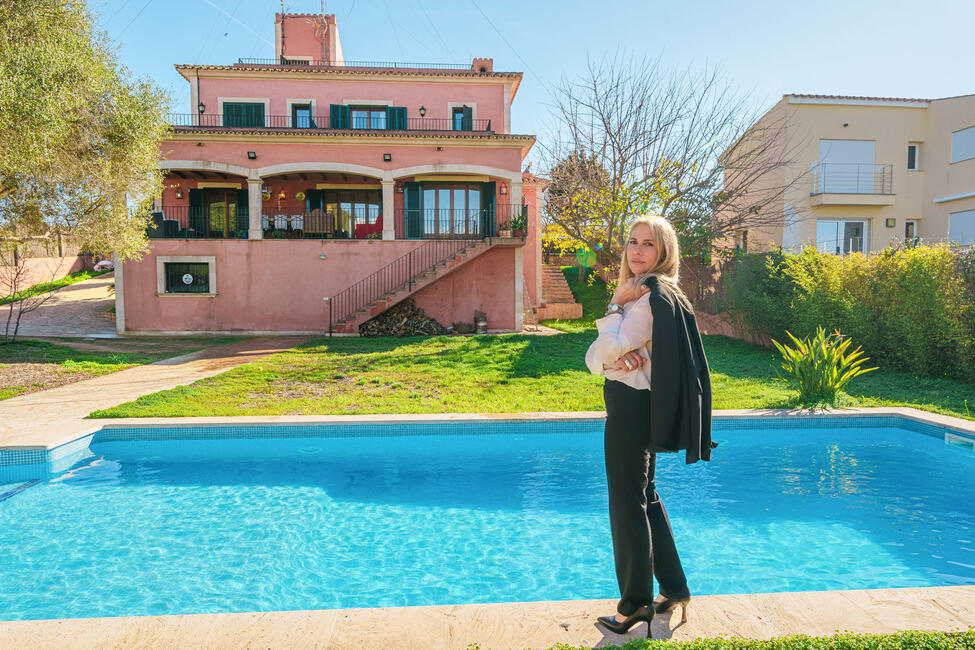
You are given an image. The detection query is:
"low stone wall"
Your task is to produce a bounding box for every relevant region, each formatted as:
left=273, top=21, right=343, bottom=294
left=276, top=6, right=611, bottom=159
left=1, top=256, right=90, bottom=294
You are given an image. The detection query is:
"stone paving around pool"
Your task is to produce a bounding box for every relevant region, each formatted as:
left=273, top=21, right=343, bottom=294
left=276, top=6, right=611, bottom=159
left=1, top=586, right=973, bottom=649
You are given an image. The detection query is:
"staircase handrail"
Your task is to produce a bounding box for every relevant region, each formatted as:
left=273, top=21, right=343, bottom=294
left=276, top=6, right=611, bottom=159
left=325, top=238, right=484, bottom=335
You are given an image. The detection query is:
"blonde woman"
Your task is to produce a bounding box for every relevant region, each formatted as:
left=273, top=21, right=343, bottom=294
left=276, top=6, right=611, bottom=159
left=585, top=215, right=714, bottom=638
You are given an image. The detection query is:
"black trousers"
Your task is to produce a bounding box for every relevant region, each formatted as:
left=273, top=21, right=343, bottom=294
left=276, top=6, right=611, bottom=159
left=603, top=379, right=690, bottom=615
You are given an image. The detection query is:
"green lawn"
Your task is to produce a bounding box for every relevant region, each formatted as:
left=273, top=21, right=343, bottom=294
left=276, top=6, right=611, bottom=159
left=0, top=268, right=112, bottom=305
left=88, top=331, right=975, bottom=420
left=87, top=264, right=975, bottom=420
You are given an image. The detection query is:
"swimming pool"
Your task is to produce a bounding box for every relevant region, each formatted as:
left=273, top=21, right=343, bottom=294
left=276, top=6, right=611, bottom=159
left=1, top=415, right=973, bottom=621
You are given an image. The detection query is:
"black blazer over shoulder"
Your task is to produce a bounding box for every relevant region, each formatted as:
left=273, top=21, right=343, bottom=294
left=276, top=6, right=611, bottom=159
left=643, top=276, right=715, bottom=464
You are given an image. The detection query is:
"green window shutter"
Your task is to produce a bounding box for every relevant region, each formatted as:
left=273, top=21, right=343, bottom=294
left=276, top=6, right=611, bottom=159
left=330, top=104, right=350, bottom=129
left=461, top=106, right=473, bottom=131
left=481, top=182, right=496, bottom=236
left=386, top=106, right=407, bottom=130
left=405, top=182, right=421, bottom=239
left=224, top=102, right=264, bottom=127
left=235, top=189, right=249, bottom=236
left=223, top=103, right=240, bottom=127
left=248, top=103, right=265, bottom=128
left=188, top=188, right=204, bottom=234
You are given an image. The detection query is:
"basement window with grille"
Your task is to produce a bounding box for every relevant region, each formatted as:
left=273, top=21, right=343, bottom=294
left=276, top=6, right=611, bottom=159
left=156, top=256, right=216, bottom=296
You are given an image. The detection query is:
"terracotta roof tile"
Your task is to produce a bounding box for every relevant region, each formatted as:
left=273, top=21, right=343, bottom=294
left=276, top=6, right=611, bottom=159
left=787, top=93, right=930, bottom=103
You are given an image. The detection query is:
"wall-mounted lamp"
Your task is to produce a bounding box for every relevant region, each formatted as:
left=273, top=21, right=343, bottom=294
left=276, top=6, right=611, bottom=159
left=247, top=151, right=257, bottom=160
left=395, top=181, right=404, bottom=193
left=842, top=122, right=849, bottom=127
left=435, top=146, right=443, bottom=151
left=418, top=106, right=426, bottom=117
left=277, top=188, right=286, bottom=200
left=499, top=183, right=508, bottom=195
left=197, top=102, right=206, bottom=114
left=383, top=153, right=392, bottom=162
left=175, top=188, right=184, bottom=200
left=885, top=218, right=896, bottom=228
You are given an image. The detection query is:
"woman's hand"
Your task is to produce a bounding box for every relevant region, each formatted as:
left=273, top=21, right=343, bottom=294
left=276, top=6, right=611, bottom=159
left=610, top=350, right=646, bottom=372
left=611, top=278, right=649, bottom=306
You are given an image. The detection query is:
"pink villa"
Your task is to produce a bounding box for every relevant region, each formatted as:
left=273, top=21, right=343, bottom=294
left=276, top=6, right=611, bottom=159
left=116, top=12, right=542, bottom=335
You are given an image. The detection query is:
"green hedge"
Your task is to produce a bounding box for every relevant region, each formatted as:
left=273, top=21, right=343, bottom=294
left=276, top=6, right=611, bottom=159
left=725, top=245, right=975, bottom=382
left=542, top=629, right=975, bottom=650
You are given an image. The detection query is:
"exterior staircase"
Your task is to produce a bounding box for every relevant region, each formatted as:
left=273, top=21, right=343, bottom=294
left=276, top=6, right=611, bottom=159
left=328, top=238, right=500, bottom=334
left=535, top=264, right=583, bottom=320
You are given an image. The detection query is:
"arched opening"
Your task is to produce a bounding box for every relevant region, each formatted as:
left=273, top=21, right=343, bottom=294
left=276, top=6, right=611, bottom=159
left=153, top=164, right=250, bottom=239
left=259, top=169, right=385, bottom=240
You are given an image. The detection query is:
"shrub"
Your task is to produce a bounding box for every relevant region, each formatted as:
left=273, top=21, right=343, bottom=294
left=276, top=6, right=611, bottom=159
left=771, top=327, right=876, bottom=400
left=723, top=250, right=794, bottom=340
left=725, top=244, right=975, bottom=382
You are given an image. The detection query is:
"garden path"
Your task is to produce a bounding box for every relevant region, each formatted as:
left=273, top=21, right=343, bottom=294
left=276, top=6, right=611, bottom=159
left=0, top=336, right=309, bottom=449
left=6, top=274, right=116, bottom=338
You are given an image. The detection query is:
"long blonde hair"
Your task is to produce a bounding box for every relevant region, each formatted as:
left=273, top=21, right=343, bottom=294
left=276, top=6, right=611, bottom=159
left=618, top=214, right=688, bottom=305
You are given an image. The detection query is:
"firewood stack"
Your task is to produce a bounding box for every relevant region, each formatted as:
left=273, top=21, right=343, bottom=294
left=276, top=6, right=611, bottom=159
left=358, top=299, right=448, bottom=337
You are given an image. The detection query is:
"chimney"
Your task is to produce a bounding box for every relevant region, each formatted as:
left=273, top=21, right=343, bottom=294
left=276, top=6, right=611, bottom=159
left=472, top=58, right=493, bottom=73
left=275, top=13, right=342, bottom=64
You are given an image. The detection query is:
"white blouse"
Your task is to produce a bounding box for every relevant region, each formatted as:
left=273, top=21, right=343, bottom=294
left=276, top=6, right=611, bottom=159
left=585, top=292, right=654, bottom=390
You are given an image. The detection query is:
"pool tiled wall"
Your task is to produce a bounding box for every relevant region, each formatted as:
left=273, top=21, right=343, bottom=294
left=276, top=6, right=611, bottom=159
left=1, top=413, right=972, bottom=483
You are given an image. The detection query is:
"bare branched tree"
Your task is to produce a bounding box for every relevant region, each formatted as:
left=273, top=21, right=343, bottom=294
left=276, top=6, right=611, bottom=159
left=542, top=53, right=808, bottom=265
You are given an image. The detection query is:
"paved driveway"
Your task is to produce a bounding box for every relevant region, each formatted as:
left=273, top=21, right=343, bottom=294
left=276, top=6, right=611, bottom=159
left=4, top=274, right=117, bottom=338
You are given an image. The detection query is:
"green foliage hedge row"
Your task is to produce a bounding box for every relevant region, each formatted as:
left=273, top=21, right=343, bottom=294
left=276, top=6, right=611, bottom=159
left=724, top=245, right=975, bottom=382
left=545, top=629, right=975, bottom=650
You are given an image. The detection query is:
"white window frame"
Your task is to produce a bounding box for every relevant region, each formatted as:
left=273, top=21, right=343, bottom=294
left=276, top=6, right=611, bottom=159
left=217, top=97, right=270, bottom=127
left=156, top=255, right=217, bottom=296
left=341, top=99, right=394, bottom=106
left=447, top=102, right=478, bottom=130
left=948, top=209, right=975, bottom=245
left=815, top=219, right=870, bottom=255
left=905, top=219, right=919, bottom=240
left=286, top=98, right=317, bottom=128
left=907, top=143, right=920, bottom=171
left=951, top=125, right=975, bottom=164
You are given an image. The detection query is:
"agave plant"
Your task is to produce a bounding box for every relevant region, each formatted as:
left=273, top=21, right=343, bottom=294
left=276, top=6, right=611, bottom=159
left=771, top=326, right=877, bottom=400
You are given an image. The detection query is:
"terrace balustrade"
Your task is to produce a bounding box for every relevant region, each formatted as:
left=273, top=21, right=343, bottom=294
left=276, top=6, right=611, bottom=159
left=810, top=162, right=894, bottom=195
left=168, top=113, right=492, bottom=133
left=147, top=204, right=528, bottom=241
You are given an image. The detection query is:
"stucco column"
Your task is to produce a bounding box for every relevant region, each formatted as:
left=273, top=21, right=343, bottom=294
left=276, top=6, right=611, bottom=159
left=514, top=246, right=524, bottom=331
left=381, top=181, right=396, bottom=240
left=509, top=181, right=523, bottom=220
left=247, top=179, right=263, bottom=240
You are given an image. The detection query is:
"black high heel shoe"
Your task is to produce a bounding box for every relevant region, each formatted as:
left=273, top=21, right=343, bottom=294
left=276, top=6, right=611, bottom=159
left=653, top=595, right=690, bottom=623
left=596, top=605, right=654, bottom=637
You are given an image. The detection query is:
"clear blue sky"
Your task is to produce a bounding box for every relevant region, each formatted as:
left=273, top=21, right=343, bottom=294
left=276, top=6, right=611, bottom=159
left=95, top=0, right=974, bottom=166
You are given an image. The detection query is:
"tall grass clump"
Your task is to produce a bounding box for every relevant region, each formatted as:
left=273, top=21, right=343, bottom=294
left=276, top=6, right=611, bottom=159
left=772, top=327, right=877, bottom=401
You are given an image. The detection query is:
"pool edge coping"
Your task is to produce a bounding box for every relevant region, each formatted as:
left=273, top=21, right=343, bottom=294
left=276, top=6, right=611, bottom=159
left=2, top=406, right=974, bottom=454
left=1, top=585, right=974, bottom=649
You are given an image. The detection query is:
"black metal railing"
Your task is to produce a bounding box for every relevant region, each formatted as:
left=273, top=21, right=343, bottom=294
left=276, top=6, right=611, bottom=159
left=146, top=206, right=247, bottom=239
left=261, top=210, right=383, bottom=240
left=236, top=58, right=474, bottom=70
left=168, top=113, right=492, bottom=133
left=810, top=162, right=893, bottom=195
left=394, top=204, right=526, bottom=240
left=326, top=239, right=482, bottom=335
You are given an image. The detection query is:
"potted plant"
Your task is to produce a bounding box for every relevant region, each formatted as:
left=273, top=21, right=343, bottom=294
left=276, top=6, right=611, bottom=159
left=509, top=212, right=528, bottom=238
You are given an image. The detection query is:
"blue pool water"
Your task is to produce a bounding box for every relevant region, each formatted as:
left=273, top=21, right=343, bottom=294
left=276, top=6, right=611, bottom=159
left=1, top=420, right=974, bottom=621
